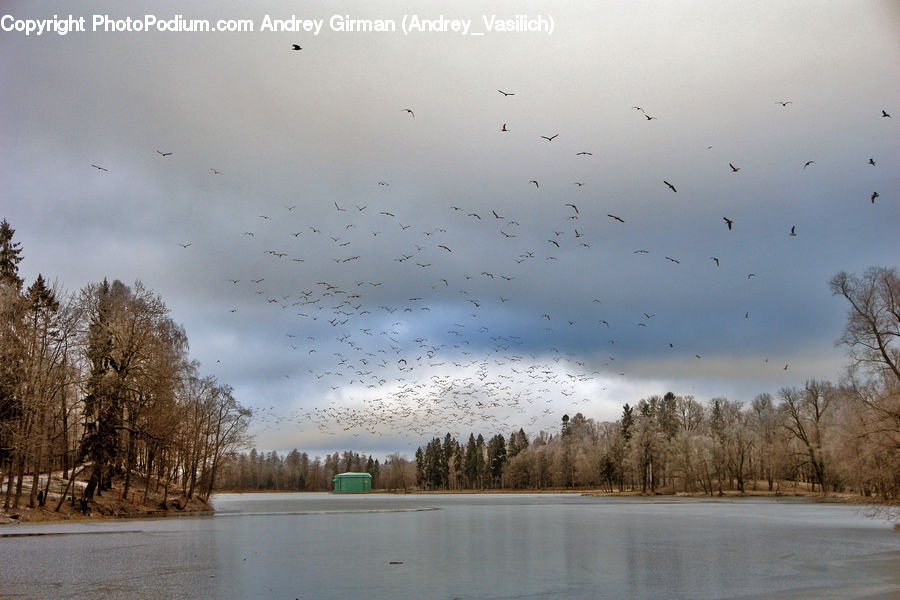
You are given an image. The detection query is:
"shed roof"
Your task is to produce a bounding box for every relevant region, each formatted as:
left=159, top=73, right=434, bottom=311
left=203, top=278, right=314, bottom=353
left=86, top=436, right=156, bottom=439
left=333, top=472, right=372, bottom=478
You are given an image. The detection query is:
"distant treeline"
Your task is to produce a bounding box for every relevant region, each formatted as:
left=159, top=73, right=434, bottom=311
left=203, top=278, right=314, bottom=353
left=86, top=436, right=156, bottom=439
left=0, top=220, right=251, bottom=511
left=216, top=449, right=415, bottom=492
left=413, top=387, right=893, bottom=496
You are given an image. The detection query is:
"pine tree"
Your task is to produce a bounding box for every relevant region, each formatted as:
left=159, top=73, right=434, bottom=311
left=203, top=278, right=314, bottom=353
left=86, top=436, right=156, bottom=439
left=486, top=434, right=507, bottom=487
left=0, top=219, right=24, bottom=290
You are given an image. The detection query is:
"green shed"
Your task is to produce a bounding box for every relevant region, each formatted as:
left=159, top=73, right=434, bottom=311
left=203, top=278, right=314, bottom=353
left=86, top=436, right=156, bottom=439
left=332, top=472, right=372, bottom=493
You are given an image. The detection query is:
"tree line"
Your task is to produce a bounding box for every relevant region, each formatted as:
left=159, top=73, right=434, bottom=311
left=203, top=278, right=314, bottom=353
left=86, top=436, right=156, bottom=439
left=411, top=267, right=898, bottom=500
left=0, top=219, right=251, bottom=511
left=215, top=449, right=416, bottom=492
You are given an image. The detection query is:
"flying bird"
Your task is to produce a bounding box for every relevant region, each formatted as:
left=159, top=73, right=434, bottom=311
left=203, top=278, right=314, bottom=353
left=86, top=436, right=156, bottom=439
left=644, top=114, right=656, bottom=120
left=498, top=90, right=515, bottom=96
left=871, top=192, right=879, bottom=203
left=665, top=256, right=680, bottom=264
left=156, top=150, right=172, bottom=157
left=565, top=204, right=578, bottom=214
left=576, top=152, right=592, bottom=156
left=882, top=110, right=891, bottom=118
left=540, top=134, right=559, bottom=142
left=729, top=163, right=741, bottom=172
left=179, top=243, right=192, bottom=248
left=789, top=226, right=797, bottom=237
left=723, top=217, right=734, bottom=230
left=868, top=158, right=876, bottom=166
left=438, top=245, right=452, bottom=252
left=91, top=164, right=108, bottom=172
left=291, top=44, right=302, bottom=50
left=634, top=250, right=649, bottom=254
left=775, top=101, right=792, bottom=107
left=403, top=108, right=415, bottom=117
left=710, top=257, right=719, bottom=266
left=501, top=123, right=508, bottom=132
left=607, top=214, right=625, bottom=223
left=210, top=168, right=222, bottom=175
left=529, top=180, right=539, bottom=188
left=803, top=161, right=815, bottom=169
left=664, top=181, right=677, bottom=193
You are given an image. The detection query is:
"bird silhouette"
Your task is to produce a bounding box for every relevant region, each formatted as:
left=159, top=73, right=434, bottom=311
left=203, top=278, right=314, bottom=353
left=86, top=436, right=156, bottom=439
left=882, top=110, right=891, bottom=118
left=607, top=214, right=625, bottom=223
left=498, top=90, right=515, bottom=96
left=540, top=134, right=559, bottom=142
left=91, top=164, right=108, bottom=172
left=803, top=161, right=815, bottom=169
left=710, top=257, right=720, bottom=266
left=723, top=217, right=734, bottom=230
left=871, top=192, right=879, bottom=203
left=789, top=226, right=797, bottom=236
left=665, top=257, right=680, bottom=264
left=868, top=158, right=876, bottom=166
left=529, top=180, right=539, bottom=188
left=775, top=101, right=792, bottom=107
left=403, top=108, right=415, bottom=117
left=292, top=44, right=302, bottom=50
left=156, top=150, right=173, bottom=157
left=179, top=243, right=192, bottom=248
left=664, top=181, right=677, bottom=193
left=501, top=123, right=508, bottom=132
left=729, top=163, right=740, bottom=172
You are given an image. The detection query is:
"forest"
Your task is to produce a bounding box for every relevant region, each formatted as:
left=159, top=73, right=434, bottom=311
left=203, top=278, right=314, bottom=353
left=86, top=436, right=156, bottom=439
left=0, top=220, right=251, bottom=511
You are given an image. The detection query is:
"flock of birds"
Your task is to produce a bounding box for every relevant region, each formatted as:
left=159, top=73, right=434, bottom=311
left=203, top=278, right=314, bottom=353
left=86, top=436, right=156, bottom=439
left=89, top=90, right=891, bottom=444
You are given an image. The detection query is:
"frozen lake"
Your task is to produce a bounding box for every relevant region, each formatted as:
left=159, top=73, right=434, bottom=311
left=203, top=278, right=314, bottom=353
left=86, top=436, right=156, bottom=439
left=1, top=493, right=898, bottom=599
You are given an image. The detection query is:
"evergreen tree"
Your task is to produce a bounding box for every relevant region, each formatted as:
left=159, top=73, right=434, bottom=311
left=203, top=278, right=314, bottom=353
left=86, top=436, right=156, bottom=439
left=486, top=434, right=507, bottom=487
left=441, top=433, right=454, bottom=489
left=621, top=404, right=634, bottom=442
left=464, top=433, right=478, bottom=488
left=0, top=219, right=24, bottom=290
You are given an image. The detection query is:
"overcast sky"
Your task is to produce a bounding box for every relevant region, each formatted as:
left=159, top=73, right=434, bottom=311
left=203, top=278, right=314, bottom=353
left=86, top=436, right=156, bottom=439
left=1, top=1, right=897, bottom=458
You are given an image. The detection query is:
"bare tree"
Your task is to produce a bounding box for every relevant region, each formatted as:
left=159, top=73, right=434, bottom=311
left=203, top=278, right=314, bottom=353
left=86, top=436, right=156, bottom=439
left=830, top=266, right=899, bottom=503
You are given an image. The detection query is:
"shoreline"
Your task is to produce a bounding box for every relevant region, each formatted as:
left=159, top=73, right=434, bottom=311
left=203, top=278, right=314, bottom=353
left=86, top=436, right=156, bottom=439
left=4, top=483, right=893, bottom=525
left=0, top=472, right=213, bottom=525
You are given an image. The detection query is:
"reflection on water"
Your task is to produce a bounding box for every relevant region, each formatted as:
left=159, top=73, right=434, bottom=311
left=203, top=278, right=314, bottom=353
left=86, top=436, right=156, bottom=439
left=2, top=494, right=897, bottom=599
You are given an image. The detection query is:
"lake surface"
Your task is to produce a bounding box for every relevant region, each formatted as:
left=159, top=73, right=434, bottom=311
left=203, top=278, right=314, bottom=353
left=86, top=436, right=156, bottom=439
left=1, top=493, right=897, bottom=599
